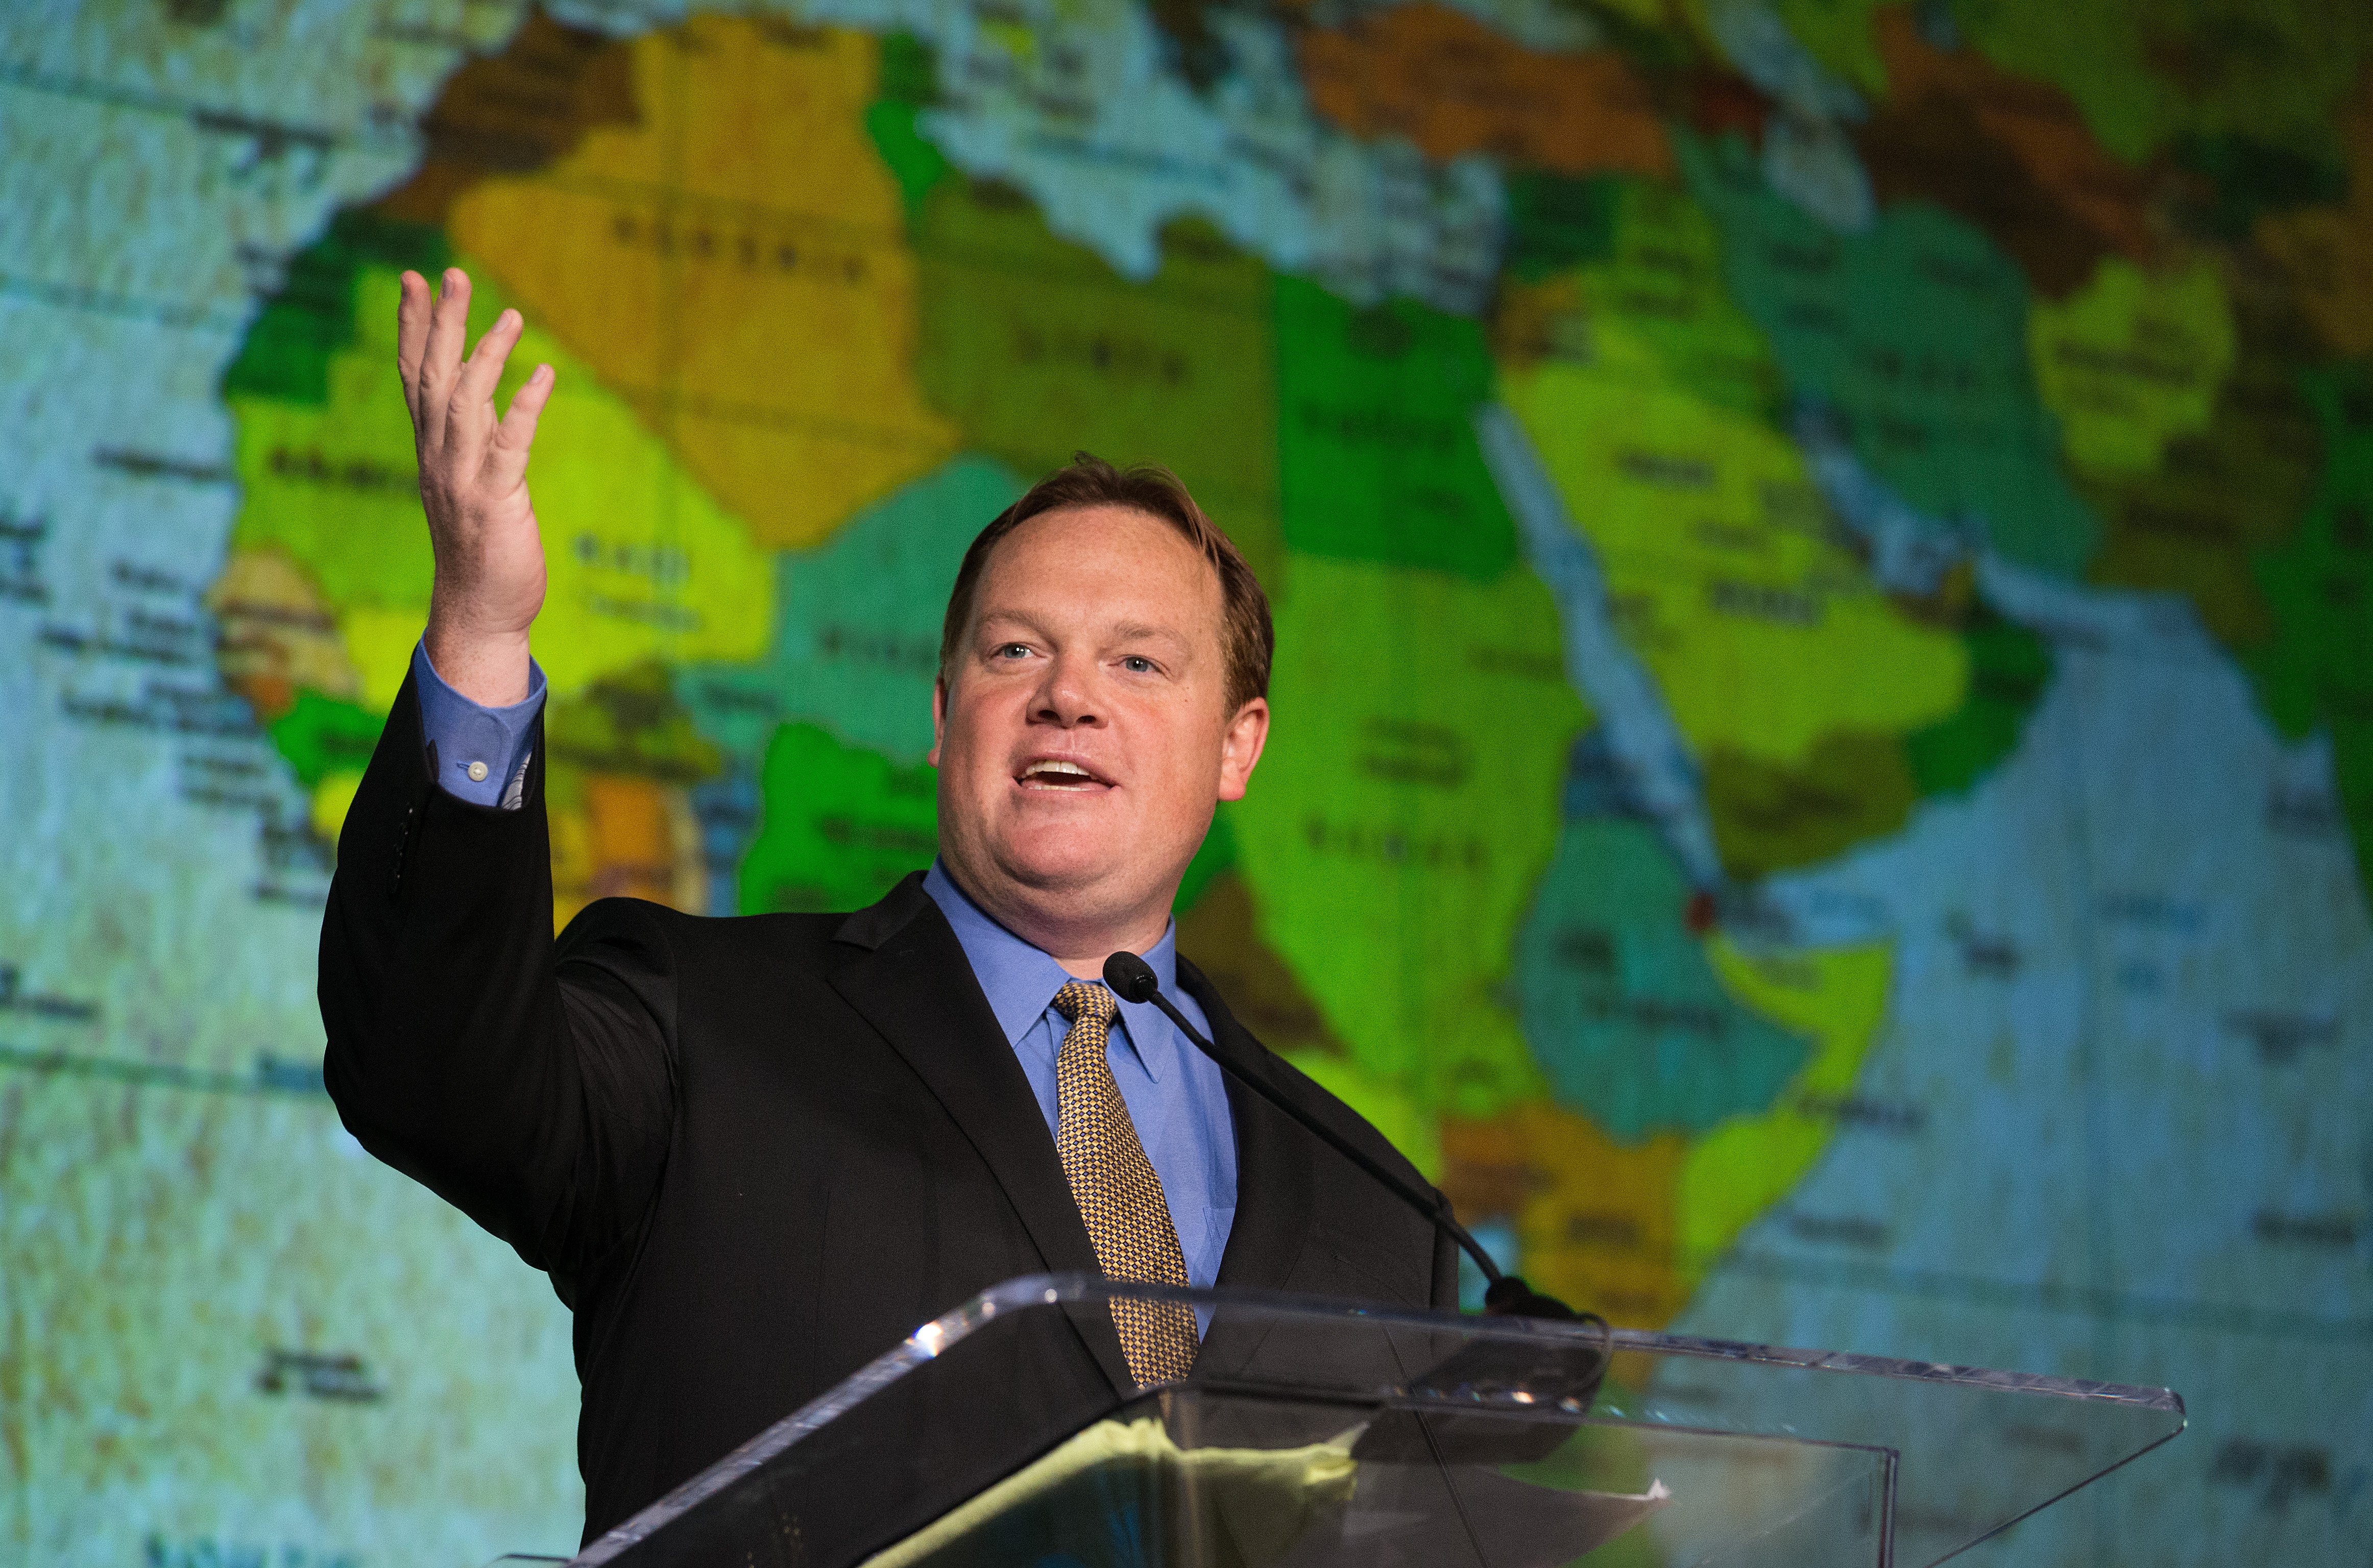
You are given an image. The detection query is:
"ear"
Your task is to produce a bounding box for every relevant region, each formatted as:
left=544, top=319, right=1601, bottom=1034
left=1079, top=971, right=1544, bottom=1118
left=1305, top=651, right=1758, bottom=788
left=928, top=674, right=948, bottom=768
left=1215, top=697, right=1269, bottom=802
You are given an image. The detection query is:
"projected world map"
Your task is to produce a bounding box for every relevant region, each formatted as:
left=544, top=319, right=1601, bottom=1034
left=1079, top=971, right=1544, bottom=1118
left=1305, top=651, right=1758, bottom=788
left=3, top=0, right=2369, bottom=1561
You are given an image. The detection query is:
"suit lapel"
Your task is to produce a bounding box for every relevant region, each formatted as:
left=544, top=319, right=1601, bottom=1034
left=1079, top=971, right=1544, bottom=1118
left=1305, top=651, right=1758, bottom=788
left=1177, top=956, right=1314, bottom=1378
left=826, top=874, right=1134, bottom=1395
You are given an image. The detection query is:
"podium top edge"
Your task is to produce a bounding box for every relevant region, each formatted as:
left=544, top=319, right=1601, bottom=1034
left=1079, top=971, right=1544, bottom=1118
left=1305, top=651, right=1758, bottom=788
left=957, top=1275, right=2186, bottom=1413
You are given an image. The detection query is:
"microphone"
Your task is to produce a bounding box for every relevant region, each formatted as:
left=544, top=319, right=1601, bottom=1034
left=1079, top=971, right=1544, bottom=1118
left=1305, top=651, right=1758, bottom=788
left=1101, top=950, right=1584, bottom=1322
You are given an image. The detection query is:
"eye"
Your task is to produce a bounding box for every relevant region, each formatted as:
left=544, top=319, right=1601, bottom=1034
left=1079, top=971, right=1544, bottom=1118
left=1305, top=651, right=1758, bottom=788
left=994, top=643, right=1032, bottom=660
left=1121, top=655, right=1158, bottom=674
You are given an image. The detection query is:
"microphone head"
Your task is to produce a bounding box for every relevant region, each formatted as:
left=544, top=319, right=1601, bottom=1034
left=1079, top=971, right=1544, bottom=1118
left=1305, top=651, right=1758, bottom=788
left=1101, top=950, right=1160, bottom=1003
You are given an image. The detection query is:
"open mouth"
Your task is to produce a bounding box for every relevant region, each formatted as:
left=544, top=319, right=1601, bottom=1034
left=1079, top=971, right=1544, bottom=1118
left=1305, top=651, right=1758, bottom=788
left=1016, top=757, right=1115, bottom=792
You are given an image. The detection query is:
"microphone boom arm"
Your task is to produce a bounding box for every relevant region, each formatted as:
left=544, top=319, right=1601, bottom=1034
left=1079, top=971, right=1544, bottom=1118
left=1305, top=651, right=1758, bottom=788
left=1103, top=951, right=1581, bottom=1320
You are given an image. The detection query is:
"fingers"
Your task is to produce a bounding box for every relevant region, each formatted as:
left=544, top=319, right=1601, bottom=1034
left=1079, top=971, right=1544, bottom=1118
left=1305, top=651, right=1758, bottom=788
left=395, top=271, right=431, bottom=422
left=491, top=364, right=556, bottom=475
left=452, top=307, right=524, bottom=419
left=415, top=267, right=474, bottom=439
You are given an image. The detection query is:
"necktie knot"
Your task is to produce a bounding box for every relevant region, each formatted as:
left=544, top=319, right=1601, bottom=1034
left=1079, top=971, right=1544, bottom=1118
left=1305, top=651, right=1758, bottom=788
left=1051, top=979, right=1117, bottom=1028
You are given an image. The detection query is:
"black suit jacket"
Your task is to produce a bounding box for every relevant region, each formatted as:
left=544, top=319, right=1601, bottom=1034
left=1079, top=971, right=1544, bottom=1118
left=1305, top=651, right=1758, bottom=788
left=319, top=676, right=1458, bottom=1541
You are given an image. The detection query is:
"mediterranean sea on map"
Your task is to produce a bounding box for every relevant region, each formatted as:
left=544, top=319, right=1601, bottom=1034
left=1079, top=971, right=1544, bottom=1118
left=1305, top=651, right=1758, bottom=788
left=3, top=0, right=2371, bottom=1562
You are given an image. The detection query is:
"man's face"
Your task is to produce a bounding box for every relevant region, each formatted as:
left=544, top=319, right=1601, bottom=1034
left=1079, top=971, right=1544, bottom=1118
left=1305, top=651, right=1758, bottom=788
left=930, top=504, right=1267, bottom=955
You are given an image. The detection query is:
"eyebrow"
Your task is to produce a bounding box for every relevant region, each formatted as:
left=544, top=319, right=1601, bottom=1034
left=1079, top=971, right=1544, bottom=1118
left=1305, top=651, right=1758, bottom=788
left=975, top=611, right=1192, bottom=649
left=1108, top=620, right=1190, bottom=647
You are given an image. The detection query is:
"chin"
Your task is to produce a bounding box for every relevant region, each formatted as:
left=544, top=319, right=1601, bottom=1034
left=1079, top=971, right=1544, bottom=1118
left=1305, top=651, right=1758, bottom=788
left=993, top=821, right=1133, bottom=894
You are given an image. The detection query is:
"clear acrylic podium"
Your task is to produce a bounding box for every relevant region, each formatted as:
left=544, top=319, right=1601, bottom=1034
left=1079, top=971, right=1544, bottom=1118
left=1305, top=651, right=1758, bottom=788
left=545, top=1275, right=2183, bottom=1568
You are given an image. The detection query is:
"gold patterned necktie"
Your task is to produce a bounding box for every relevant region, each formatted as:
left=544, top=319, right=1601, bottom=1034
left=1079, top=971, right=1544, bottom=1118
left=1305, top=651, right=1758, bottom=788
left=1050, top=979, right=1201, bottom=1387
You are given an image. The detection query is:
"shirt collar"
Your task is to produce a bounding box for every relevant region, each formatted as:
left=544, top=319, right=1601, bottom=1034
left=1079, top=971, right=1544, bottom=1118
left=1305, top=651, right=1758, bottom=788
left=922, top=859, right=1181, bottom=1080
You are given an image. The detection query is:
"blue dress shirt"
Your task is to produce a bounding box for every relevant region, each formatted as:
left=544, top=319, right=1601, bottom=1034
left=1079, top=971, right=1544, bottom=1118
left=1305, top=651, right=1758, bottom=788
left=919, top=862, right=1237, bottom=1312
left=410, top=641, right=1240, bottom=1314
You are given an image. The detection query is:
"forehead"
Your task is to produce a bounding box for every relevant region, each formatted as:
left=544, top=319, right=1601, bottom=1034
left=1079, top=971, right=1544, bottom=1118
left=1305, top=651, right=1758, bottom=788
left=972, top=504, right=1222, bottom=626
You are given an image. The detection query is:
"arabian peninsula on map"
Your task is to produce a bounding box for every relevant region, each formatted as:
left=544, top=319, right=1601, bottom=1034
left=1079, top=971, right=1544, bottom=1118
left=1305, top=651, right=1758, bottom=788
left=2, top=0, right=2370, bottom=1561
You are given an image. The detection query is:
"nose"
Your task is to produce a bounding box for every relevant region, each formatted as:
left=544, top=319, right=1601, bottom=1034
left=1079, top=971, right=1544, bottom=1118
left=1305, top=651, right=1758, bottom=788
left=1030, top=647, right=1103, bottom=728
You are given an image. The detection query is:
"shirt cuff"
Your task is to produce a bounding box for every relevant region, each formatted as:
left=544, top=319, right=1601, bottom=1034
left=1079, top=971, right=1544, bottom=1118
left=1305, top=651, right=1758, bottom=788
left=412, top=640, right=547, bottom=810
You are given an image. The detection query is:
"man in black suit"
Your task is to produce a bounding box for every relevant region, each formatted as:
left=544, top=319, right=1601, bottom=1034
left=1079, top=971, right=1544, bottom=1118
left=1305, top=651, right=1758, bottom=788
left=318, top=268, right=1455, bottom=1542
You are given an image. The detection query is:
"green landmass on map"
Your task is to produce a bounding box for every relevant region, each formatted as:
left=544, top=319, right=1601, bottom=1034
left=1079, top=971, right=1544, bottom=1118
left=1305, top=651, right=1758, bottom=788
left=2170, top=134, right=2347, bottom=243
left=1947, top=0, right=2373, bottom=165
left=1502, top=172, right=1618, bottom=282
left=1678, top=129, right=2102, bottom=577
left=739, top=723, right=939, bottom=915
left=268, top=690, right=386, bottom=791
left=1704, top=729, right=1919, bottom=881
left=1275, top=278, right=1519, bottom=578
left=1231, top=552, right=1584, bottom=1119
left=913, top=178, right=1286, bottom=589
left=2081, top=279, right=2328, bottom=652
left=1777, top=0, right=1890, bottom=97
left=1904, top=607, right=2055, bottom=797
left=864, top=32, right=950, bottom=218
left=2248, top=363, right=2373, bottom=885
left=223, top=211, right=452, bottom=406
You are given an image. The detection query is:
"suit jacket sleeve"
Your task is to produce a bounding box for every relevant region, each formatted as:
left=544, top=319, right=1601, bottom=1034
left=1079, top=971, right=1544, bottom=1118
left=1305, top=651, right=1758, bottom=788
left=318, top=671, right=677, bottom=1289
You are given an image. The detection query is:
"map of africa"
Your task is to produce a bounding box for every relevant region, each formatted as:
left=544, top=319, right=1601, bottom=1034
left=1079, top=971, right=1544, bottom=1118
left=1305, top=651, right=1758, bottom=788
left=3, top=0, right=2370, bottom=1561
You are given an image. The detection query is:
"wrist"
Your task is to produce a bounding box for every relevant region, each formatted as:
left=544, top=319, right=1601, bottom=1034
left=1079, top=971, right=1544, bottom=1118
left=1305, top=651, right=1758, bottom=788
left=423, top=616, right=534, bottom=707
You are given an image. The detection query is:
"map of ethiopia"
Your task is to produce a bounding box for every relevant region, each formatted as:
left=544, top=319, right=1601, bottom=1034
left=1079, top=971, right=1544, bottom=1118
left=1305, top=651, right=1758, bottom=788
left=2, top=0, right=2370, bottom=1560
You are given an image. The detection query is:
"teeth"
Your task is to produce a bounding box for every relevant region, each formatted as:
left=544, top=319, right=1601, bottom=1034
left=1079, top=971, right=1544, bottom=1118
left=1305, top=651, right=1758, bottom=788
left=1027, top=760, right=1096, bottom=781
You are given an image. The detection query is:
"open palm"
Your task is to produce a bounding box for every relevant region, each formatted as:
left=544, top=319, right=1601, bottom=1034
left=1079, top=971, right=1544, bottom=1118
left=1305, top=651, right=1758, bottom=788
left=396, top=266, right=555, bottom=706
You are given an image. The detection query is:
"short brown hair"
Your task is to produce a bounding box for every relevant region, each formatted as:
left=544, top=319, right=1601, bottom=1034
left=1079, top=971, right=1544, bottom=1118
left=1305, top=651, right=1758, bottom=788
left=938, top=454, right=1275, bottom=714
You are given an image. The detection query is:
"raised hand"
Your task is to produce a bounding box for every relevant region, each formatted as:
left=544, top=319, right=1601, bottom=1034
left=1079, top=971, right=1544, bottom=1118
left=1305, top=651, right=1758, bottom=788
left=398, top=266, right=555, bottom=707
